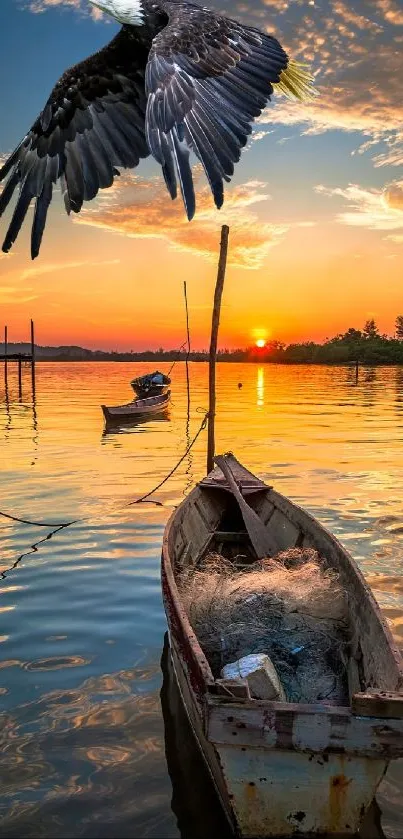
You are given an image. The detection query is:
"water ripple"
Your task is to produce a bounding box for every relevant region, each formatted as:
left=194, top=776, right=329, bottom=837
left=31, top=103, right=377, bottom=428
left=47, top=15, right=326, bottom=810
left=1, top=362, right=403, bottom=837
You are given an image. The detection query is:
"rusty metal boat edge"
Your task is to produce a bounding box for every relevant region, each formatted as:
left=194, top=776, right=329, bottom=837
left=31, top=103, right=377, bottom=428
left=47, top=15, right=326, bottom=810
left=161, top=455, right=403, bottom=837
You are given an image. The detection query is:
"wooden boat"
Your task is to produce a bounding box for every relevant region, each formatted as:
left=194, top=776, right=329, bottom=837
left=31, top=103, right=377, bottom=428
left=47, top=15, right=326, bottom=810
left=101, top=391, right=170, bottom=425
left=161, top=453, right=403, bottom=838
left=160, top=631, right=236, bottom=839
left=130, top=370, right=171, bottom=397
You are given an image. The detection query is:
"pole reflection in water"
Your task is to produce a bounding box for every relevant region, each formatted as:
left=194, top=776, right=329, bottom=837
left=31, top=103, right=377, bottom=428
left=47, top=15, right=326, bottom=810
left=160, top=633, right=232, bottom=839
left=31, top=392, right=38, bottom=467
left=3, top=378, right=11, bottom=435
left=257, top=366, right=265, bottom=407
left=1, top=377, right=39, bottom=463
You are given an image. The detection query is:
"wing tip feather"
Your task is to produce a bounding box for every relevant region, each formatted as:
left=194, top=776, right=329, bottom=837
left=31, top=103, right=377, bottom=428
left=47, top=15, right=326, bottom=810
left=274, top=60, right=318, bottom=101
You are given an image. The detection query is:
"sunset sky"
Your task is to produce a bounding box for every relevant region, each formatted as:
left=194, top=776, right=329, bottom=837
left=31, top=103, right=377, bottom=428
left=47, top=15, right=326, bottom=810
left=0, top=0, right=402, bottom=350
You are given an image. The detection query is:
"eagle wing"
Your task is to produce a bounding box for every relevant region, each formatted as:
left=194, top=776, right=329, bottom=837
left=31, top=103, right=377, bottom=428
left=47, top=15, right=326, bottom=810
left=0, top=27, right=149, bottom=259
left=145, top=2, right=314, bottom=218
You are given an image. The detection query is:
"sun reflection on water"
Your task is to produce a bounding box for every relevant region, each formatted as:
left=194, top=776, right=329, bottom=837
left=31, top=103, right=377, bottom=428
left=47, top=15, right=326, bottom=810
left=257, top=366, right=265, bottom=407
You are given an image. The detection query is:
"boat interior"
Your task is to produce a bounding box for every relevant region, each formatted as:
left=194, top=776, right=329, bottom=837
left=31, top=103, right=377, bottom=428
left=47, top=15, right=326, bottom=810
left=169, top=457, right=403, bottom=704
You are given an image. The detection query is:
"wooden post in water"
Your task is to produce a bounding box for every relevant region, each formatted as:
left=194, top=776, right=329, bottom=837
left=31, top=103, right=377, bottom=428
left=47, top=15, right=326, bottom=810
left=207, top=225, right=229, bottom=474
left=183, top=281, right=191, bottom=418
left=355, top=359, right=359, bottom=384
left=30, top=319, right=36, bottom=396
left=4, top=325, right=8, bottom=388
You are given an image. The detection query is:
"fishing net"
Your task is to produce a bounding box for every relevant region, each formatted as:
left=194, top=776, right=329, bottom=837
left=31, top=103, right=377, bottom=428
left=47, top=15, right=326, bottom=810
left=179, top=548, right=350, bottom=704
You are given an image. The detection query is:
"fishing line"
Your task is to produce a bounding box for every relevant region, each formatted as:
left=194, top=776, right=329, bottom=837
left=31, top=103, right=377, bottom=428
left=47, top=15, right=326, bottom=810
left=0, top=524, right=70, bottom=581
left=0, top=410, right=209, bottom=578
left=129, top=410, right=208, bottom=504
left=167, top=339, right=188, bottom=376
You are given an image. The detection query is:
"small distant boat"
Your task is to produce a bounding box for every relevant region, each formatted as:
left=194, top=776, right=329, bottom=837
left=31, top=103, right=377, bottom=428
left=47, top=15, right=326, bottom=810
left=101, top=391, right=170, bottom=425
left=162, top=453, right=403, bottom=838
left=130, top=371, right=171, bottom=397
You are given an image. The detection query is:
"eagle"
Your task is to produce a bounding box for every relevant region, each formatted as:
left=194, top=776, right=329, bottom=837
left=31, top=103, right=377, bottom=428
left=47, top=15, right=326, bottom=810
left=0, top=0, right=315, bottom=259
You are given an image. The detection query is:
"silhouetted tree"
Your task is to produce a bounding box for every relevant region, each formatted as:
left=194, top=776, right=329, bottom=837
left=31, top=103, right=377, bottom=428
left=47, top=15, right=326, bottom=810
left=343, top=328, right=362, bottom=342
left=395, top=316, right=403, bottom=340
left=363, top=319, right=379, bottom=339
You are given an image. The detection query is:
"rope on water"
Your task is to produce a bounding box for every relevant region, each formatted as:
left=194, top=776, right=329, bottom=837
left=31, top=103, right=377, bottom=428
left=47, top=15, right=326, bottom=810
left=130, top=410, right=208, bottom=504
left=0, top=511, right=79, bottom=528
left=0, top=410, right=209, bottom=532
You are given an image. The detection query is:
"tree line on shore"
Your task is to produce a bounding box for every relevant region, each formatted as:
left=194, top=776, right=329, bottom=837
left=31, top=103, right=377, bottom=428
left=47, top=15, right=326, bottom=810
left=260, top=317, right=403, bottom=365
left=3, top=318, right=403, bottom=364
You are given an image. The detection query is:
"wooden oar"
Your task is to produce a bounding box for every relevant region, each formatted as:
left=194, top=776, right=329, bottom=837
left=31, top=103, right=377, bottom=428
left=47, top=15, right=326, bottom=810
left=214, top=455, right=275, bottom=559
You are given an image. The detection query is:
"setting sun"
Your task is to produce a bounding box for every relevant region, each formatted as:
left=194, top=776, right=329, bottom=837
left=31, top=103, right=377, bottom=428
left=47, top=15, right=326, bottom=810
left=255, top=339, right=267, bottom=348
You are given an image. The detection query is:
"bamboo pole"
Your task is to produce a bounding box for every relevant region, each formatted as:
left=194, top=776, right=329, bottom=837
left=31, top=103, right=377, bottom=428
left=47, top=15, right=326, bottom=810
left=30, top=319, right=35, bottom=361
left=183, top=281, right=191, bottom=418
left=4, top=325, right=8, bottom=388
left=207, top=225, right=229, bottom=474
left=31, top=319, right=36, bottom=396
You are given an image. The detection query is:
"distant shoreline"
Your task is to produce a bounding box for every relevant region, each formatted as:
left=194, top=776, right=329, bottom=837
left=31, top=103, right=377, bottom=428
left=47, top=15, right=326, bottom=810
left=3, top=320, right=403, bottom=365
left=1, top=354, right=403, bottom=367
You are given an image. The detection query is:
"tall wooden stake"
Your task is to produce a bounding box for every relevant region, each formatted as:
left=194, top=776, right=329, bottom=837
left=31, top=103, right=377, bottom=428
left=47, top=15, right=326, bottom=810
left=207, top=225, right=229, bottom=474
left=183, top=281, right=191, bottom=418
left=4, top=325, right=8, bottom=388
left=31, top=319, right=36, bottom=396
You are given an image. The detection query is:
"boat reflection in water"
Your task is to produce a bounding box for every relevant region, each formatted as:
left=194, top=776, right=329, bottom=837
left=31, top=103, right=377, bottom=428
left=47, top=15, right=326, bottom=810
left=160, top=633, right=232, bottom=839
left=101, top=412, right=171, bottom=441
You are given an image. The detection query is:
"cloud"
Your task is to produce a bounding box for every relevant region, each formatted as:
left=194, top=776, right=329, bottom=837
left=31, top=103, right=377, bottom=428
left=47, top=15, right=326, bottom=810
left=20, top=258, right=120, bottom=281
left=0, top=288, right=39, bottom=303
left=28, top=0, right=80, bottom=11
left=315, top=181, right=403, bottom=230
left=258, top=51, right=402, bottom=167
left=75, top=175, right=288, bottom=269
left=0, top=285, right=33, bottom=296
left=371, top=0, right=403, bottom=25
left=24, top=0, right=103, bottom=19
left=332, top=0, right=382, bottom=32
left=241, top=0, right=403, bottom=168
left=384, top=181, right=403, bottom=210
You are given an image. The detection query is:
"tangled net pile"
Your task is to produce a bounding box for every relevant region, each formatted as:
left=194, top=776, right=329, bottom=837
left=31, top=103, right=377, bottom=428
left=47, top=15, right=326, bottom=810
left=179, top=548, right=351, bottom=704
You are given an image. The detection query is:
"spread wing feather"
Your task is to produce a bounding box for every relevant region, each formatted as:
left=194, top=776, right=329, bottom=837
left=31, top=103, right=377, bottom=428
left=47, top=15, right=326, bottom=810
left=146, top=2, right=315, bottom=217
left=0, top=27, right=150, bottom=258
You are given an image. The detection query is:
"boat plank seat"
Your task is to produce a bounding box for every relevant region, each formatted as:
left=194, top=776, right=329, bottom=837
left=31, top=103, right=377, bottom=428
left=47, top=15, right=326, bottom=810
left=352, top=690, right=403, bottom=718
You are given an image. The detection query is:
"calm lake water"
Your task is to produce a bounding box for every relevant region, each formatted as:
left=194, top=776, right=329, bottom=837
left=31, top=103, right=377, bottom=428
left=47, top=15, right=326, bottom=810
left=1, top=361, right=403, bottom=838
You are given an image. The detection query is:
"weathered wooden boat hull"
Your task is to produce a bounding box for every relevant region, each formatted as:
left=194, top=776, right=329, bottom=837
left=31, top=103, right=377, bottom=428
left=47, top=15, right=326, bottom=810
left=101, top=392, right=170, bottom=425
left=160, top=632, right=233, bottom=838
left=161, top=456, right=403, bottom=837
left=131, top=384, right=170, bottom=397
left=167, top=632, right=387, bottom=837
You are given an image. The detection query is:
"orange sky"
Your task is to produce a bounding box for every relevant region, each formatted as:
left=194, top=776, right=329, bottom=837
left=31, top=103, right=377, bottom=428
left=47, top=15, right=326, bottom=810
left=0, top=0, right=402, bottom=350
